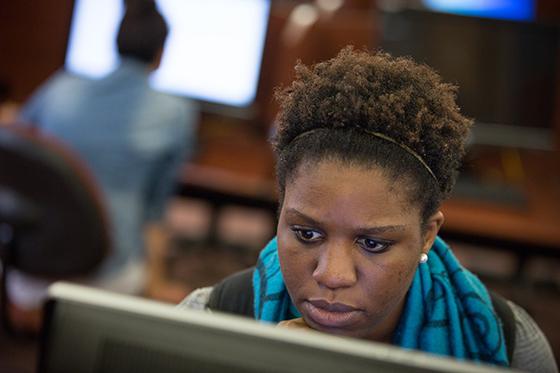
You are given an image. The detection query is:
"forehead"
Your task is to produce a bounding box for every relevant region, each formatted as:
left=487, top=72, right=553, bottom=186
left=283, top=159, right=420, bottom=226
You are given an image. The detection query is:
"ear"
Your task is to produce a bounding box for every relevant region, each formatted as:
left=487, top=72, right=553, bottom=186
left=421, top=211, right=444, bottom=254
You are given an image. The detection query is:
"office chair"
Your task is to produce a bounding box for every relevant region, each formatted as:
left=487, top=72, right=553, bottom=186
left=0, top=126, right=110, bottom=334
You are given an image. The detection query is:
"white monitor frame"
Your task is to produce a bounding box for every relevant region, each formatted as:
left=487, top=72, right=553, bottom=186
left=65, top=0, right=271, bottom=108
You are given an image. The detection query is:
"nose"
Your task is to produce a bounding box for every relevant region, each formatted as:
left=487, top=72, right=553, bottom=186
left=312, top=241, right=357, bottom=290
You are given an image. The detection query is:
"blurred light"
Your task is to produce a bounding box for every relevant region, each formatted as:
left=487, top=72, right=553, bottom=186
left=315, top=0, right=344, bottom=13
left=282, top=4, right=319, bottom=46
left=291, top=4, right=320, bottom=27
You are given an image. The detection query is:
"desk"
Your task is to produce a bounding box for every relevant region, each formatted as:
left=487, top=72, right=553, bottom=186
left=442, top=148, right=560, bottom=254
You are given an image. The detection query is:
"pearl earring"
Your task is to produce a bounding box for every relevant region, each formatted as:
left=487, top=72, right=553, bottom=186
left=419, top=253, right=428, bottom=264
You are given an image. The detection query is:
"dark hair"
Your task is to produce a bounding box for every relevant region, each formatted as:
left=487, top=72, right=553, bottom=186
left=272, top=47, right=472, bottom=225
left=116, top=0, right=168, bottom=63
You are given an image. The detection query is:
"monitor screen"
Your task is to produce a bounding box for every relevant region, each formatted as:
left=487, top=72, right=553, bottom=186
left=65, top=0, right=271, bottom=108
left=422, top=0, right=535, bottom=22
left=39, top=282, right=511, bottom=373
left=381, top=9, right=559, bottom=148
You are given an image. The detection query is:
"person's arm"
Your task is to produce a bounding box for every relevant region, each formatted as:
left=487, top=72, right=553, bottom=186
left=143, top=99, right=198, bottom=222
left=509, top=301, right=558, bottom=373
left=18, top=90, right=43, bottom=126
left=18, top=71, right=66, bottom=127
left=143, top=101, right=198, bottom=302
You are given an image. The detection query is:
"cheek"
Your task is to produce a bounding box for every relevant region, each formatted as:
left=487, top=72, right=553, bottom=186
left=392, top=254, right=419, bottom=285
left=277, top=234, right=308, bottom=292
left=361, top=255, right=418, bottom=310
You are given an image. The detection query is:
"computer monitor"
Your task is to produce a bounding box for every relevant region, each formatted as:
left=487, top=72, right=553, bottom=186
left=38, top=282, right=513, bottom=373
left=422, top=0, right=535, bottom=22
left=381, top=9, right=559, bottom=149
left=65, top=0, right=271, bottom=108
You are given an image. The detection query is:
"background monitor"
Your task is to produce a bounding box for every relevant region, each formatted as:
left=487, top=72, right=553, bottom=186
left=422, top=0, right=535, bottom=22
left=39, top=282, right=512, bottom=373
left=381, top=9, right=559, bottom=149
left=65, top=0, right=271, bottom=108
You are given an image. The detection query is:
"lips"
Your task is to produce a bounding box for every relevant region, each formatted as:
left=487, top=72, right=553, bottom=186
left=303, top=299, right=362, bottom=329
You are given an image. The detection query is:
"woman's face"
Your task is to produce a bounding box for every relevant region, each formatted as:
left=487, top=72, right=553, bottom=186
left=277, top=159, right=442, bottom=342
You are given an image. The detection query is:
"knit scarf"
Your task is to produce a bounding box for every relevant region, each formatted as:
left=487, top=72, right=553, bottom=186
left=252, top=236, right=508, bottom=366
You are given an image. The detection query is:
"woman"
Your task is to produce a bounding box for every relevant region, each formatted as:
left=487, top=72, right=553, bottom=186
left=180, top=48, right=557, bottom=372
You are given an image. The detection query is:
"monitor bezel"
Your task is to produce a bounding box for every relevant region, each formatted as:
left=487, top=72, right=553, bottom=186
left=38, top=282, right=515, bottom=373
left=62, top=0, right=272, bottom=118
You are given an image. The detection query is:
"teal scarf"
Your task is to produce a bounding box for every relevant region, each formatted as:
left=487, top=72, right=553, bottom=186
left=253, top=236, right=508, bottom=366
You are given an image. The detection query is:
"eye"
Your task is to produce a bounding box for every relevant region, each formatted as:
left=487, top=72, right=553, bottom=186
left=290, top=226, right=324, bottom=243
left=355, top=237, right=391, bottom=253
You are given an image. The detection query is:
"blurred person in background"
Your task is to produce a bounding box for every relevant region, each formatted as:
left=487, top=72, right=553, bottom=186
left=11, top=0, right=197, bottom=330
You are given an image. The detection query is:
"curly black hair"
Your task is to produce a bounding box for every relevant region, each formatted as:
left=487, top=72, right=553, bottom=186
left=272, top=47, right=472, bottom=225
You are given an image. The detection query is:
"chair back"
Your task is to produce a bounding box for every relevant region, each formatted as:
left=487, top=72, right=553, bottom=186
left=0, top=126, right=110, bottom=278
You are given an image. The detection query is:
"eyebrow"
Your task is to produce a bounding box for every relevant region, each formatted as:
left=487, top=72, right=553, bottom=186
left=284, top=208, right=407, bottom=234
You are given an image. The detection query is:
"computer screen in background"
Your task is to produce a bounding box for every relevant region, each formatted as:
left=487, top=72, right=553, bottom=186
left=381, top=9, right=559, bottom=150
left=65, top=0, right=271, bottom=108
left=422, top=0, right=535, bottom=22
left=39, top=282, right=514, bottom=373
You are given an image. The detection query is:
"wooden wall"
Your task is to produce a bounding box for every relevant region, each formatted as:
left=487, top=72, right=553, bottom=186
left=0, top=0, right=74, bottom=102
left=255, top=1, right=378, bottom=128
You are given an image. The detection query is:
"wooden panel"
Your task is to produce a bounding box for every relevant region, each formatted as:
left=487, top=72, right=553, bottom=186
left=257, top=1, right=379, bottom=127
left=0, top=0, right=73, bottom=101
left=537, top=0, right=560, bottom=22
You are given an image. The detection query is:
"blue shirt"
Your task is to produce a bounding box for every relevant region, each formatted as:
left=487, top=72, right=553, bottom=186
left=20, top=59, right=197, bottom=279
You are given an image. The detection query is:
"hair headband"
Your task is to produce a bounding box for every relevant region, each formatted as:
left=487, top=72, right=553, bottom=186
left=290, top=127, right=438, bottom=183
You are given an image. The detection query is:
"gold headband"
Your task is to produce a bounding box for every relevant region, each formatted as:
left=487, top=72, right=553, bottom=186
left=290, top=128, right=438, bottom=182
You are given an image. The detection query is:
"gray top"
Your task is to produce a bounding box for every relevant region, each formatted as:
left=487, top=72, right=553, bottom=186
left=179, top=287, right=558, bottom=373
left=507, top=300, right=558, bottom=373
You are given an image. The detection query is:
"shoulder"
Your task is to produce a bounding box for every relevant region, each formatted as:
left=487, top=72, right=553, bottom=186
left=177, top=286, right=213, bottom=311
left=177, top=268, right=255, bottom=318
left=20, top=70, right=87, bottom=124
left=43, top=71, right=91, bottom=94
left=208, top=267, right=254, bottom=316
left=26, top=70, right=84, bottom=99
left=509, top=301, right=558, bottom=373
